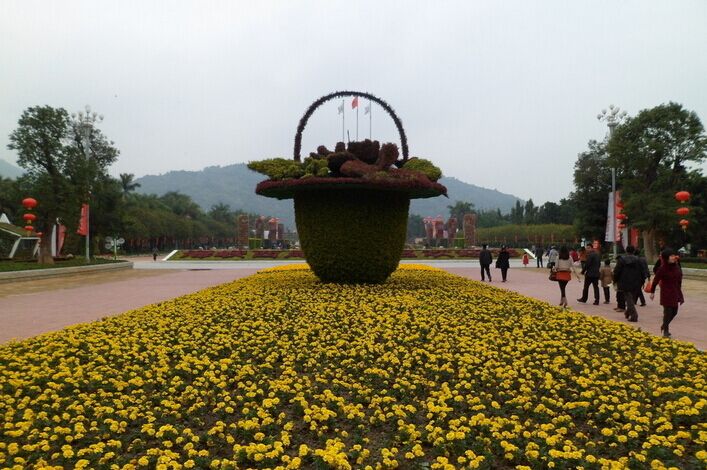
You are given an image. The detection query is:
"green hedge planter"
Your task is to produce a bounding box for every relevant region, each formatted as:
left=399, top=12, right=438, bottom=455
left=255, top=91, right=446, bottom=283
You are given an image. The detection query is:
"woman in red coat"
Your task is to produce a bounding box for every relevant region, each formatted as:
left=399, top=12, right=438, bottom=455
left=649, top=248, right=684, bottom=338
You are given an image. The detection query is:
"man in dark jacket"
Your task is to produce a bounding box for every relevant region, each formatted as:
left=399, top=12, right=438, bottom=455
left=613, top=245, right=643, bottom=322
left=577, top=244, right=601, bottom=305
left=479, top=244, right=493, bottom=282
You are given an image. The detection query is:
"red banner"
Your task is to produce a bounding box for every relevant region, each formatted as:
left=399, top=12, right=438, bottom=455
left=77, top=204, right=89, bottom=236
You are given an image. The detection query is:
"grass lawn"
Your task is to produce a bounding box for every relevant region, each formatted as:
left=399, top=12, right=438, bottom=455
left=683, top=262, right=707, bottom=270
left=1, top=265, right=704, bottom=469
left=0, top=257, right=125, bottom=273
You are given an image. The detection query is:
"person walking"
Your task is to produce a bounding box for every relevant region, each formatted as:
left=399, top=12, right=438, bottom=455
left=600, top=258, right=613, bottom=304
left=636, top=249, right=650, bottom=307
left=495, top=245, right=510, bottom=282
left=578, top=247, right=587, bottom=272
left=613, top=245, right=643, bottom=322
left=522, top=253, right=529, bottom=267
left=555, top=246, right=580, bottom=308
left=479, top=244, right=493, bottom=282
left=535, top=246, right=544, bottom=268
left=152, top=247, right=159, bottom=262
left=650, top=248, right=684, bottom=338
left=547, top=246, right=559, bottom=269
left=577, top=244, right=601, bottom=305
left=650, top=248, right=685, bottom=338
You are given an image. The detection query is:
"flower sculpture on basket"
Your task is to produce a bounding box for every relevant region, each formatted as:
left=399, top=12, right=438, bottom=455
left=248, top=91, right=447, bottom=284
left=249, top=140, right=446, bottom=199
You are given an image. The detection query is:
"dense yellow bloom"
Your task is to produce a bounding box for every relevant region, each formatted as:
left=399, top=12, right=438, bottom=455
left=0, top=266, right=704, bottom=468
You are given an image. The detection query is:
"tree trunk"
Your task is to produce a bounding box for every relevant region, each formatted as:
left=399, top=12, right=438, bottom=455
left=38, top=232, right=55, bottom=265
left=642, top=229, right=657, bottom=264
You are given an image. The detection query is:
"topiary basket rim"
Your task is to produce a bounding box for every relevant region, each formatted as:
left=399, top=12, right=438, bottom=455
left=255, top=177, right=447, bottom=200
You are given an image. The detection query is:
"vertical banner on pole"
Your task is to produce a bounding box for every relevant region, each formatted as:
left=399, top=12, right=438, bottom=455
left=337, top=100, right=345, bottom=142
left=352, top=96, right=359, bottom=140
left=77, top=204, right=89, bottom=236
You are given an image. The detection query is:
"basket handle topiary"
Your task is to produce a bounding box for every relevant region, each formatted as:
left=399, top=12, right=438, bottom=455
left=294, top=90, right=409, bottom=163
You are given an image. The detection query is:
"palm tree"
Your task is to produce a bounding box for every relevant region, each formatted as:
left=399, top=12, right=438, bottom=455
left=447, top=201, right=475, bottom=222
left=119, top=173, right=140, bottom=198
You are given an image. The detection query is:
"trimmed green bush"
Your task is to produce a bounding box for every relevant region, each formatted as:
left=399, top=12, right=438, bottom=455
left=295, top=189, right=409, bottom=283
left=402, top=157, right=442, bottom=181
left=247, top=158, right=304, bottom=180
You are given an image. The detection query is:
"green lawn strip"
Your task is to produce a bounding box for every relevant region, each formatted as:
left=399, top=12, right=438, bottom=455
left=0, top=258, right=124, bottom=272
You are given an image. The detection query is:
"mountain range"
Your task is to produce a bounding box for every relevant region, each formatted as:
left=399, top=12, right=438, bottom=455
left=0, top=159, right=23, bottom=179
left=134, top=163, right=522, bottom=228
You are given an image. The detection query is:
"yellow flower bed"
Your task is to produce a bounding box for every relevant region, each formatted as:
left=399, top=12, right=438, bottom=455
left=1, top=267, right=705, bottom=469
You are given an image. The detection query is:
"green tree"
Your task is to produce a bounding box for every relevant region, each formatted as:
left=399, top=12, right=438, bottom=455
left=7, top=105, right=120, bottom=262
left=570, top=141, right=612, bottom=242
left=119, top=173, right=141, bottom=198
left=510, top=200, right=524, bottom=224
left=523, top=199, right=538, bottom=224
left=407, top=214, right=425, bottom=241
left=447, top=201, right=475, bottom=223
left=7, top=106, right=74, bottom=262
left=607, top=102, right=706, bottom=261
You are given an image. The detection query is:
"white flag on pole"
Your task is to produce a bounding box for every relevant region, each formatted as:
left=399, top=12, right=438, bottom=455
left=337, top=103, right=344, bottom=114
left=364, top=104, right=370, bottom=115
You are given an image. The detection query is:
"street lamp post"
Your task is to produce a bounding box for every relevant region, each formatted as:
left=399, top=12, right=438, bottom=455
left=72, top=105, right=103, bottom=264
left=597, top=105, right=628, bottom=261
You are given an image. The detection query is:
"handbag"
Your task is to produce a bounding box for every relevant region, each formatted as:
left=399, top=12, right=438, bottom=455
left=643, top=278, right=652, bottom=293
left=549, top=269, right=557, bottom=281
left=555, top=270, right=572, bottom=282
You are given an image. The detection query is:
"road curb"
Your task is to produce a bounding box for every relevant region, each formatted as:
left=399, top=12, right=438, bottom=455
left=0, top=261, right=134, bottom=283
left=683, top=268, right=707, bottom=280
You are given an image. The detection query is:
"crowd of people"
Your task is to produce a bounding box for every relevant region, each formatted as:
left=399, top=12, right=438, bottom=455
left=477, top=243, right=685, bottom=338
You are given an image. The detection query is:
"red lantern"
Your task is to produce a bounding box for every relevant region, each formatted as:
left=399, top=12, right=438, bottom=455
left=23, top=213, right=37, bottom=222
left=36, top=232, right=43, bottom=237
left=675, top=191, right=690, bottom=202
left=616, top=201, right=624, bottom=209
left=618, top=223, right=627, bottom=229
left=676, top=207, right=690, bottom=216
left=24, top=225, right=34, bottom=232
left=22, top=197, right=38, bottom=209
left=679, top=219, right=689, bottom=226
left=616, top=213, right=627, bottom=220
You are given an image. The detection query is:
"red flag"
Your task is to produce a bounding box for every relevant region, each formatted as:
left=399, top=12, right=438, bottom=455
left=77, top=204, right=89, bottom=236
left=351, top=97, right=359, bottom=109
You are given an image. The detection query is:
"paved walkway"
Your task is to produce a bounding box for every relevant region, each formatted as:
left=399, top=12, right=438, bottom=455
left=446, top=266, right=707, bottom=350
left=1, top=259, right=705, bottom=349
left=0, top=266, right=258, bottom=343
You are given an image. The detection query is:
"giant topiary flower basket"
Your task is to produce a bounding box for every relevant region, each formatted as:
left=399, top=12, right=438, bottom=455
left=253, top=91, right=446, bottom=283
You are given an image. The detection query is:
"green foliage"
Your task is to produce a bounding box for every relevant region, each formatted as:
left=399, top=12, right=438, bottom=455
left=295, top=189, right=409, bottom=283
left=476, top=224, right=577, bottom=246
left=407, top=213, right=426, bottom=240
left=607, top=102, right=706, bottom=236
left=7, top=105, right=119, bottom=253
left=403, top=157, right=442, bottom=181
left=247, top=158, right=305, bottom=180
left=302, top=156, right=330, bottom=177
left=570, top=140, right=612, bottom=239
left=447, top=200, right=475, bottom=222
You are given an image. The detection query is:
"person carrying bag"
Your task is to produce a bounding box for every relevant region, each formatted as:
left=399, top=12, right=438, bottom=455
left=553, top=246, right=580, bottom=308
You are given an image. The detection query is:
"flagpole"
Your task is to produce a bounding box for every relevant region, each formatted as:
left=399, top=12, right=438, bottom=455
left=369, top=99, right=372, bottom=140
left=341, top=99, right=345, bottom=142
left=356, top=104, right=359, bottom=140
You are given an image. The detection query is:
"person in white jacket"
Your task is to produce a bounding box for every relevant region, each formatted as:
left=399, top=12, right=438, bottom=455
left=547, top=245, right=559, bottom=269
left=554, top=246, right=580, bottom=308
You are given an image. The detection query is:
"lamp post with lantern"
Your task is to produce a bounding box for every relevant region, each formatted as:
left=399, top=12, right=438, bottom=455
left=597, top=105, right=628, bottom=261
left=72, top=106, right=104, bottom=263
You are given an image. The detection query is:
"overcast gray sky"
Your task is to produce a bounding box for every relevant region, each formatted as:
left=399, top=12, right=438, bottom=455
left=1, top=0, right=706, bottom=204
